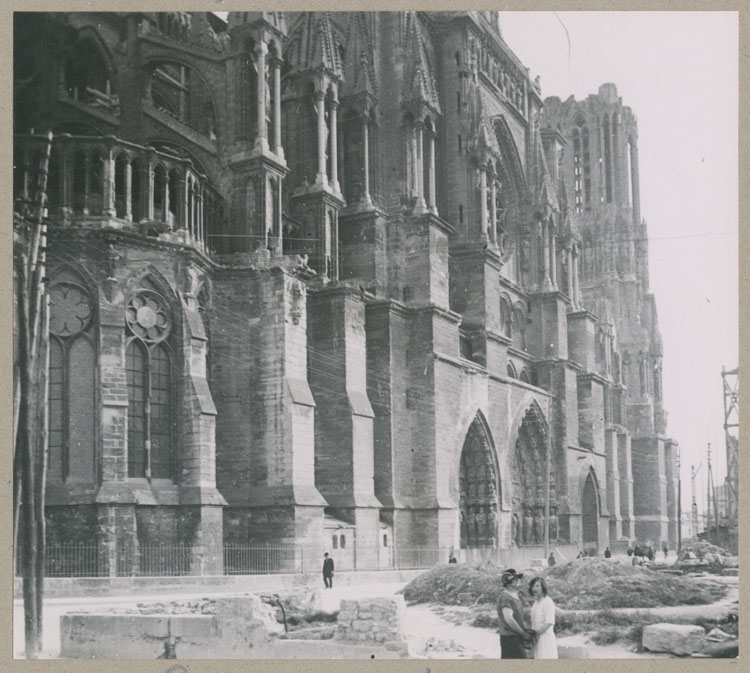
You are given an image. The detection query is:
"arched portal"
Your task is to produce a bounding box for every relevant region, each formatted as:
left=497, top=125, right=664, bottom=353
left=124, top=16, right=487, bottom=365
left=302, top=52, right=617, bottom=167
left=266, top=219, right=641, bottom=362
left=458, top=418, right=500, bottom=548
left=511, top=404, right=558, bottom=546
left=581, top=470, right=599, bottom=551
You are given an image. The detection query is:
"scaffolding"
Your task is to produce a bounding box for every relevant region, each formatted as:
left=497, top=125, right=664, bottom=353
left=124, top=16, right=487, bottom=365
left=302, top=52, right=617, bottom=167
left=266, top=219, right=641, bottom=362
left=722, top=367, right=738, bottom=551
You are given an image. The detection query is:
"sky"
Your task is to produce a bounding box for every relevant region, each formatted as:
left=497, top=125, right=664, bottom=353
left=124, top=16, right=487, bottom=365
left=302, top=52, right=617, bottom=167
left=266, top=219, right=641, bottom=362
left=497, top=11, right=739, bottom=516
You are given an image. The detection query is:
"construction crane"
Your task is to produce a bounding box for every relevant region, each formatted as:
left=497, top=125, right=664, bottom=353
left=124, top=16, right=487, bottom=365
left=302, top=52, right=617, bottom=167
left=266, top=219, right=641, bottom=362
left=721, top=367, right=738, bottom=525
left=691, top=462, right=701, bottom=538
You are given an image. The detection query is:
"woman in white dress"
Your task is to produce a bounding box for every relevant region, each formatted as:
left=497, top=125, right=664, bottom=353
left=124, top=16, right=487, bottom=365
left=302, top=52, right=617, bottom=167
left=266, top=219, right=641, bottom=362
left=528, top=576, right=558, bottom=659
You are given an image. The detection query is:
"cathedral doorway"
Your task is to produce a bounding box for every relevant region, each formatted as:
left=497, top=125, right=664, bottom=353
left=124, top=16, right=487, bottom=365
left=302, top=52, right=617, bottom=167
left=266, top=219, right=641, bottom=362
left=511, top=404, right=558, bottom=546
left=581, top=470, right=600, bottom=551
left=458, top=418, right=500, bottom=547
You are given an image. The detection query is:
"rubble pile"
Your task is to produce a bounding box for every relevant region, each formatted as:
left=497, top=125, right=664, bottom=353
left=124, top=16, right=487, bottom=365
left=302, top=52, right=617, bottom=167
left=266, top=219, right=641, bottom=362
left=542, top=560, right=728, bottom=609
left=677, top=541, right=738, bottom=568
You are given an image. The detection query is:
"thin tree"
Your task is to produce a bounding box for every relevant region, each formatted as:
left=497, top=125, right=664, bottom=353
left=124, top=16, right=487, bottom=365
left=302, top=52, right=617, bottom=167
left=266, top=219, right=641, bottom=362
left=14, top=131, right=53, bottom=657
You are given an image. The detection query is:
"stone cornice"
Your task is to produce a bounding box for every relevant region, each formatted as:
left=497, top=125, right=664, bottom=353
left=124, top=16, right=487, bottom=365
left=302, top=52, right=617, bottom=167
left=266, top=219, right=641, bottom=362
left=577, top=371, right=609, bottom=386
left=411, top=211, right=455, bottom=237
left=568, top=307, right=599, bottom=322
left=364, top=298, right=411, bottom=319
left=449, top=242, right=506, bottom=271
left=507, top=345, right=533, bottom=362
left=411, top=303, right=462, bottom=325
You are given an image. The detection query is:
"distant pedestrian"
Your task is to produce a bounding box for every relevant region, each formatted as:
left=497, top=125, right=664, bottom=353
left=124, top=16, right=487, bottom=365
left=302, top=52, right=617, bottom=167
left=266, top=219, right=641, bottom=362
left=497, top=568, right=535, bottom=659
left=448, top=552, right=458, bottom=564
left=604, top=547, right=612, bottom=559
left=662, top=542, right=669, bottom=559
left=322, top=552, right=334, bottom=588
left=529, top=576, right=558, bottom=659
left=627, top=547, right=634, bottom=557
left=547, top=552, right=556, bottom=567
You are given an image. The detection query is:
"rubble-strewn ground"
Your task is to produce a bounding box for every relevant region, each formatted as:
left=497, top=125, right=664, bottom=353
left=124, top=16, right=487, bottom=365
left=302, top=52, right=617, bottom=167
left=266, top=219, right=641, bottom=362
left=15, top=564, right=738, bottom=659
left=401, top=559, right=729, bottom=610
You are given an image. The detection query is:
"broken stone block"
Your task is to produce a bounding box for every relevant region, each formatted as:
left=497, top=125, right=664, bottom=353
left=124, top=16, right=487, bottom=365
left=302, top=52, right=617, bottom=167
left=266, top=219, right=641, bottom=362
left=642, top=623, right=706, bottom=656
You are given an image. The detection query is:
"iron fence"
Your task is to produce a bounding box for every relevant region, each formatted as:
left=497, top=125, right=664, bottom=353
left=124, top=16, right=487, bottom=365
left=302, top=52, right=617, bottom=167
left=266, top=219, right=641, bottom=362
left=44, top=544, right=103, bottom=578
left=25, top=541, right=575, bottom=578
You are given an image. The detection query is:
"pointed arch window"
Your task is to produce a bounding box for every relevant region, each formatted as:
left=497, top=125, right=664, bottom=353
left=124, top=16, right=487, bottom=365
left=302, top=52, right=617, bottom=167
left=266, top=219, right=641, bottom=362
left=48, top=276, right=97, bottom=482
left=125, top=288, right=174, bottom=479
left=148, top=60, right=216, bottom=140
left=64, top=36, right=118, bottom=114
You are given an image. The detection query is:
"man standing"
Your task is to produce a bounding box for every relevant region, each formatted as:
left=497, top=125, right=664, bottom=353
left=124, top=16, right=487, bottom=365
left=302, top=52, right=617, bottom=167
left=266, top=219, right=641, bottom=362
left=497, top=568, right=535, bottom=659
left=322, top=552, right=334, bottom=589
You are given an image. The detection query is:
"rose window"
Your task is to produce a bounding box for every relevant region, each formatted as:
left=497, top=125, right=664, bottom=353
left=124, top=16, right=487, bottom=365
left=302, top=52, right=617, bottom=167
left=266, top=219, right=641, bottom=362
left=126, top=290, right=171, bottom=342
left=49, top=283, right=93, bottom=336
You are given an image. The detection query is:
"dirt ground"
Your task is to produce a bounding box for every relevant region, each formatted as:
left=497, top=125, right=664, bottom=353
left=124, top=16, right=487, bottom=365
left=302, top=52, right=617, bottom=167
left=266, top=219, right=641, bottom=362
left=16, top=576, right=738, bottom=659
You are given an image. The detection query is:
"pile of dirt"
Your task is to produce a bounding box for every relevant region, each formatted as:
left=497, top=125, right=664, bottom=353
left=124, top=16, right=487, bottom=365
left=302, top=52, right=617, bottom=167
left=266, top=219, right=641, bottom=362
left=678, top=541, right=738, bottom=567
left=401, top=562, right=506, bottom=607
left=401, top=560, right=729, bottom=611
left=544, top=560, right=728, bottom=609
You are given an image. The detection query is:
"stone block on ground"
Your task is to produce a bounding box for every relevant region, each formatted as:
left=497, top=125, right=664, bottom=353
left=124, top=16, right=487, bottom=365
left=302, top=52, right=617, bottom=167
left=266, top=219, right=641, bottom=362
left=642, top=623, right=706, bottom=656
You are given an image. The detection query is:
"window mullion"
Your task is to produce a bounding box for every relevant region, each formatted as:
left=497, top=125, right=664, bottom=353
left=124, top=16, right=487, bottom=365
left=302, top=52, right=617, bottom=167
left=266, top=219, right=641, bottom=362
left=144, top=345, right=152, bottom=480
left=61, top=338, right=70, bottom=482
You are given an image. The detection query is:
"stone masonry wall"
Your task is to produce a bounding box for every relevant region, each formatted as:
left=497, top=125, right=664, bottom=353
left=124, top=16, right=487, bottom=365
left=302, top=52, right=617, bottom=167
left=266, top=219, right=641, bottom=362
left=336, top=596, right=407, bottom=643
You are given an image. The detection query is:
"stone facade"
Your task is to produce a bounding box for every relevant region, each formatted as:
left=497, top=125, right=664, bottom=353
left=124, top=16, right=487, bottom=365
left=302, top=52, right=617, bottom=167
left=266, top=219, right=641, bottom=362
left=13, top=11, right=678, bottom=572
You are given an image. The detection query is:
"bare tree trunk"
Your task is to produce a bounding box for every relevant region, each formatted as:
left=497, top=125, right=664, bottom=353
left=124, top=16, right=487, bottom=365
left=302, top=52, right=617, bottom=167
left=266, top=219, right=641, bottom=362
left=35, top=298, right=50, bottom=650
left=14, top=131, right=53, bottom=658
left=17, top=261, right=39, bottom=657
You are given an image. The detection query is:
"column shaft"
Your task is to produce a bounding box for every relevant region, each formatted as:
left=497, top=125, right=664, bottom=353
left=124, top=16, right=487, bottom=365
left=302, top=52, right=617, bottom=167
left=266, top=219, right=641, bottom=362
left=273, top=61, right=282, bottom=156
left=549, top=226, right=557, bottom=287
left=330, top=98, right=339, bottom=192
left=362, top=116, right=371, bottom=204
left=489, top=176, right=497, bottom=245
left=428, top=130, right=437, bottom=213
left=316, top=93, right=327, bottom=185
left=541, top=221, right=550, bottom=285
left=255, top=44, right=268, bottom=147
left=414, top=123, right=425, bottom=211
left=124, top=161, right=132, bottom=221
left=479, top=166, right=488, bottom=236
left=103, top=154, right=116, bottom=217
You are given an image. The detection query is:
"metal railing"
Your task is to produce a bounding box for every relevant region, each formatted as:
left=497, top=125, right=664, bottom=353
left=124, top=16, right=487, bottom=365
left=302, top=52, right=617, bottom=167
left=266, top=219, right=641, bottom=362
left=25, top=541, right=578, bottom=578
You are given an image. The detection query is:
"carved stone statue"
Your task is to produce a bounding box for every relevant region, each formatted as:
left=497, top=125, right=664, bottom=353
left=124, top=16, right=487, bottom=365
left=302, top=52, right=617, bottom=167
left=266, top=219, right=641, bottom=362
left=523, top=509, right=534, bottom=545
left=511, top=512, right=520, bottom=547
left=534, top=508, right=544, bottom=544
left=475, top=506, right=487, bottom=544
left=549, top=507, right=558, bottom=541
left=487, top=505, right=499, bottom=547
left=460, top=509, right=468, bottom=546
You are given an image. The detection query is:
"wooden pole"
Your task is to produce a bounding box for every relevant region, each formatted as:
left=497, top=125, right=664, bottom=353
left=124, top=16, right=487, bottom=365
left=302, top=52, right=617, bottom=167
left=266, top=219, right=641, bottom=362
left=544, top=414, right=551, bottom=559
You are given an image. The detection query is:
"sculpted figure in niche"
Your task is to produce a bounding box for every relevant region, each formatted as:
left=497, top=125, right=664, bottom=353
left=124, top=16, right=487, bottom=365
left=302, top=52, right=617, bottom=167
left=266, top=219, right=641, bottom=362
left=549, top=507, right=558, bottom=541
left=487, top=505, right=499, bottom=547
left=523, top=508, right=534, bottom=544
left=460, top=509, right=468, bottom=546
left=511, top=512, right=520, bottom=546
left=476, top=506, right=487, bottom=544
left=534, top=507, right=544, bottom=543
